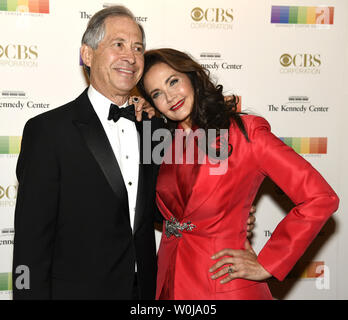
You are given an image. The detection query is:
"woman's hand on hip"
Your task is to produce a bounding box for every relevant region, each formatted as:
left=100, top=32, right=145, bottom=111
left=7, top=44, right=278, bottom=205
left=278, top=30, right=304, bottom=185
left=209, top=240, right=272, bottom=283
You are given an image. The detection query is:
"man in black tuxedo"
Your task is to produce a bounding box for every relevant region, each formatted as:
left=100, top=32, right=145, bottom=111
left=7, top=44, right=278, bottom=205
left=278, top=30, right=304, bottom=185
left=12, top=5, right=256, bottom=300
left=12, top=5, right=161, bottom=300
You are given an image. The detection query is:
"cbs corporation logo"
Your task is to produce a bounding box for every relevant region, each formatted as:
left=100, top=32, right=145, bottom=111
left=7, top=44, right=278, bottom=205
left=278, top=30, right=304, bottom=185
left=0, top=44, right=38, bottom=68
left=191, top=7, right=234, bottom=30
left=279, top=53, right=321, bottom=74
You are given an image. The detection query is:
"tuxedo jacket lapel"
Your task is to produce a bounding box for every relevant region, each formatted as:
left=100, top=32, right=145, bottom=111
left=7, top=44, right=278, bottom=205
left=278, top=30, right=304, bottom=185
left=72, top=90, right=129, bottom=213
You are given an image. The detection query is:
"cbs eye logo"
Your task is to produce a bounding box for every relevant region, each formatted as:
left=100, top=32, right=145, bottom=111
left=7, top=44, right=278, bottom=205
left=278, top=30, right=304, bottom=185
left=280, top=54, right=292, bottom=67
left=0, top=185, right=17, bottom=200
left=191, top=7, right=233, bottom=23
left=191, top=7, right=204, bottom=21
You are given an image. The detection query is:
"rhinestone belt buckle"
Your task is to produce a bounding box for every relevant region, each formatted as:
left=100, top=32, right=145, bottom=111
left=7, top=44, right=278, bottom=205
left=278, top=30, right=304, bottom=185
left=165, top=217, right=196, bottom=238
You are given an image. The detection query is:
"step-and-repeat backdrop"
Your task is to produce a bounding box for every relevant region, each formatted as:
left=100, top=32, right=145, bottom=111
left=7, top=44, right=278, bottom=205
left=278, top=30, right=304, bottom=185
left=0, top=0, right=347, bottom=300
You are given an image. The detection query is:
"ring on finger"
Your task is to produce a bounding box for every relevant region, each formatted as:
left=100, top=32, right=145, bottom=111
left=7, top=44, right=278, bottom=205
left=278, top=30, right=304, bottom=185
left=132, top=97, right=139, bottom=103
left=228, top=266, right=234, bottom=274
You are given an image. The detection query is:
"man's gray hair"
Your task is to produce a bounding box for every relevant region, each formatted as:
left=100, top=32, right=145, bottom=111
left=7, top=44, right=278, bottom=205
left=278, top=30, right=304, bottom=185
left=81, top=5, right=146, bottom=76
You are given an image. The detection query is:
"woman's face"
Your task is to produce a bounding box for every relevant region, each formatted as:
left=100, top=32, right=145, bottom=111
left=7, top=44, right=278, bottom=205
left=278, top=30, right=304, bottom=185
left=143, top=62, right=194, bottom=130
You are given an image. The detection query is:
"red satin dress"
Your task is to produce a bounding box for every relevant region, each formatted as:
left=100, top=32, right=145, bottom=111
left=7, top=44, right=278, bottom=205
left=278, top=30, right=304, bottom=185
left=155, top=115, right=339, bottom=300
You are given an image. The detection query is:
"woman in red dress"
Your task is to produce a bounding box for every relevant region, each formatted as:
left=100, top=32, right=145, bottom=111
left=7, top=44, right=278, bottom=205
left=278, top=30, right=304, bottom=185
left=137, top=48, right=339, bottom=300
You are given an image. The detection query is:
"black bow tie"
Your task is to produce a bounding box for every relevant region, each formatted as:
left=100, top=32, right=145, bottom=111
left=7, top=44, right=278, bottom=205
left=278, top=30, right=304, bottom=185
left=108, top=103, right=136, bottom=123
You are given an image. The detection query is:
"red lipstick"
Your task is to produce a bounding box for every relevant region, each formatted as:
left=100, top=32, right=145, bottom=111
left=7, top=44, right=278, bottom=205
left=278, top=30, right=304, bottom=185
left=170, top=99, right=185, bottom=111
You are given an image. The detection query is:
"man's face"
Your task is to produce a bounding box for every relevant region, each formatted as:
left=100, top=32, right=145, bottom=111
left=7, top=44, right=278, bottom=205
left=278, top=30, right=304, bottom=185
left=82, top=16, right=144, bottom=99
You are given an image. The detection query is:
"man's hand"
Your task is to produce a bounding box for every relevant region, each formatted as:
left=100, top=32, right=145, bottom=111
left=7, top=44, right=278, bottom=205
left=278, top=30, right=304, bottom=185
left=128, top=96, right=155, bottom=121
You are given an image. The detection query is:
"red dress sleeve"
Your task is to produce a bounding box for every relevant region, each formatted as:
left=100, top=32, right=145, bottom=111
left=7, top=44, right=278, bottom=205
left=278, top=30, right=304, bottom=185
left=247, top=116, right=339, bottom=281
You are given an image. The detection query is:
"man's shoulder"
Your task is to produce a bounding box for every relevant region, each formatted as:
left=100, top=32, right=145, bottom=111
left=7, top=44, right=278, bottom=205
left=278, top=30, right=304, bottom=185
left=27, top=90, right=88, bottom=125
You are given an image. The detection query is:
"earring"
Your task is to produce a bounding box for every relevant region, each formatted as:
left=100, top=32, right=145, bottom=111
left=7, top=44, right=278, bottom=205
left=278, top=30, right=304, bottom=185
left=161, top=113, right=168, bottom=124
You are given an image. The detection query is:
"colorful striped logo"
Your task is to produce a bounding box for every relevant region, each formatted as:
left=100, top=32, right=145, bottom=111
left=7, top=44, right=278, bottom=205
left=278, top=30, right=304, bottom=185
left=280, top=137, right=327, bottom=154
left=0, top=136, right=21, bottom=154
left=301, top=261, right=325, bottom=278
left=289, top=261, right=325, bottom=279
left=271, top=6, right=334, bottom=25
left=0, top=273, right=12, bottom=291
left=0, top=0, right=49, bottom=14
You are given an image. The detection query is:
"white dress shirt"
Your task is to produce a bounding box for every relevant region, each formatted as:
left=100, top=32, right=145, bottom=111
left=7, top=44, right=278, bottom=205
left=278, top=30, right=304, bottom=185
left=87, top=85, right=139, bottom=232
